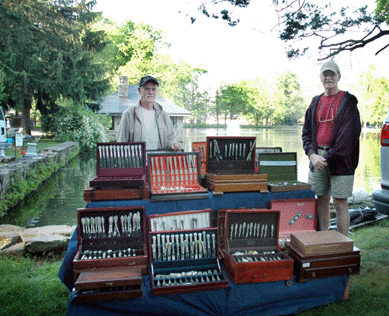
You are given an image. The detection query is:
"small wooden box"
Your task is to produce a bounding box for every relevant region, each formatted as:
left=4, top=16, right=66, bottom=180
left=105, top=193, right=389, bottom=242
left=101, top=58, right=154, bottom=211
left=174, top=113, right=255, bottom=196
left=192, top=141, right=207, bottom=176
left=257, top=152, right=311, bottom=192
left=206, top=173, right=268, bottom=193
left=73, top=206, right=148, bottom=280
left=270, top=198, right=318, bottom=248
left=147, top=152, right=209, bottom=201
left=290, top=230, right=354, bottom=256
left=73, top=266, right=143, bottom=303
left=149, top=226, right=229, bottom=295
left=83, top=186, right=149, bottom=203
left=285, top=242, right=360, bottom=282
left=220, top=209, right=293, bottom=284
left=89, top=142, right=147, bottom=189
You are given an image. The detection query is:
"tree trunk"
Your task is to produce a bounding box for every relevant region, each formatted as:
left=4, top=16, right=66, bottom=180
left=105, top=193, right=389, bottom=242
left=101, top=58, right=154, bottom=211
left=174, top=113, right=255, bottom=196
left=21, top=77, right=32, bottom=135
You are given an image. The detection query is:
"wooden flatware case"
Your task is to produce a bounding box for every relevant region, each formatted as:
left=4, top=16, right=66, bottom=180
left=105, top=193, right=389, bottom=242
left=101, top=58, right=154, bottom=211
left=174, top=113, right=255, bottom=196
left=89, top=142, right=147, bottom=189
left=257, top=152, right=311, bottom=192
left=148, top=210, right=229, bottom=295
left=86, top=142, right=149, bottom=202
left=285, top=242, right=361, bottom=282
left=205, top=136, right=268, bottom=193
left=147, top=151, right=209, bottom=201
left=218, top=209, right=293, bottom=284
left=289, top=230, right=354, bottom=255
left=72, top=206, right=148, bottom=303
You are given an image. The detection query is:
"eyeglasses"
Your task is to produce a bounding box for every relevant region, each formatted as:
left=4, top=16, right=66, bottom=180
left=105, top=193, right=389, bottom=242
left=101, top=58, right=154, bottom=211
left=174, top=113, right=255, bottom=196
left=318, top=107, right=334, bottom=123
left=318, top=92, right=340, bottom=123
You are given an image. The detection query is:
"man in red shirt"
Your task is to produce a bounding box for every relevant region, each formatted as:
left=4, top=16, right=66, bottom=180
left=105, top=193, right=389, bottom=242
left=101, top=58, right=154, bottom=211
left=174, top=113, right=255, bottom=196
left=302, top=61, right=361, bottom=236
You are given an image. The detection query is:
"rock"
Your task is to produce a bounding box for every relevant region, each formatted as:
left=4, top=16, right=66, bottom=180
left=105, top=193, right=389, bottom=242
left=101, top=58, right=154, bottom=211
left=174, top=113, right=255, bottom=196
left=24, top=233, right=69, bottom=254
left=0, top=224, right=26, bottom=233
left=0, top=224, right=26, bottom=250
left=0, top=224, right=76, bottom=256
left=21, top=225, right=76, bottom=239
left=1, top=242, right=26, bottom=256
left=21, top=225, right=75, bottom=253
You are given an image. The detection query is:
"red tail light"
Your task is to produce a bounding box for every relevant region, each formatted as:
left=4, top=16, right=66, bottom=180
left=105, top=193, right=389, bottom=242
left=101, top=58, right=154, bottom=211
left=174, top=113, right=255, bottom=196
left=381, top=123, right=389, bottom=146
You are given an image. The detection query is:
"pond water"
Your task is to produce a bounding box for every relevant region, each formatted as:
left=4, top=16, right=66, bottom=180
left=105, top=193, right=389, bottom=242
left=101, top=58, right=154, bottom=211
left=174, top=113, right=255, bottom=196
left=1, top=127, right=381, bottom=228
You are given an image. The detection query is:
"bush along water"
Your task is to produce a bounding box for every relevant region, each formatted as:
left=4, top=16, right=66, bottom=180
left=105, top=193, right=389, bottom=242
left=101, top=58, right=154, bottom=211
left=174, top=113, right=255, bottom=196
left=42, top=106, right=110, bottom=152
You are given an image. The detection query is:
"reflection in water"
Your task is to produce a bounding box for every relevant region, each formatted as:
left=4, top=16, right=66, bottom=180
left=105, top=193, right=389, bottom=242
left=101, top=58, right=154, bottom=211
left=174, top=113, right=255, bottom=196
left=0, top=127, right=381, bottom=228
left=1, top=152, right=97, bottom=228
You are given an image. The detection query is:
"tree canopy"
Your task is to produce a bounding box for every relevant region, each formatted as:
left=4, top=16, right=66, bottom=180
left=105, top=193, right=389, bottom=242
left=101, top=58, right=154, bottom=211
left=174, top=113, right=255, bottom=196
left=189, top=0, right=389, bottom=60
left=0, top=0, right=109, bottom=134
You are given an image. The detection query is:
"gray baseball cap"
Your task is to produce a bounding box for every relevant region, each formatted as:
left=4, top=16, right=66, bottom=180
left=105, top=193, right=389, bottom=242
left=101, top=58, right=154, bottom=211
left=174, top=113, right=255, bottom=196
left=320, top=61, right=341, bottom=75
left=139, top=75, right=159, bottom=87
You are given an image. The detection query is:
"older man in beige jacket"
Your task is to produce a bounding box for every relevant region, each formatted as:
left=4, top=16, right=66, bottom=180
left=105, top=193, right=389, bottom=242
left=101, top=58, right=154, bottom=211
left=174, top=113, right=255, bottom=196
left=116, top=75, right=182, bottom=151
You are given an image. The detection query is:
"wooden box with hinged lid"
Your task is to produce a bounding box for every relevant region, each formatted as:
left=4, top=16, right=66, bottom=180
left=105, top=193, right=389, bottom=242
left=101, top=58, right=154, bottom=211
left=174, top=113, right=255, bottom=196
left=216, top=208, right=268, bottom=260
left=72, top=266, right=143, bottom=304
left=148, top=214, right=229, bottom=295
left=86, top=142, right=149, bottom=202
left=72, top=206, right=148, bottom=302
left=269, top=198, right=318, bottom=248
left=257, top=152, right=311, bottom=192
left=89, top=142, right=147, bottom=189
left=220, top=209, right=293, bottom=284
left=147, top=151, right=209, bottom=201
left=284, top=240, right=361, bottom=283
left=205, top=136, right=268, bottom=193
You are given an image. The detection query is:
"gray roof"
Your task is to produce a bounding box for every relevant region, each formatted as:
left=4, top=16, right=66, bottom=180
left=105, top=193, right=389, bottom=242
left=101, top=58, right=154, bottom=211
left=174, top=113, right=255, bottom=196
left=97, top=85, right=191, bottom=117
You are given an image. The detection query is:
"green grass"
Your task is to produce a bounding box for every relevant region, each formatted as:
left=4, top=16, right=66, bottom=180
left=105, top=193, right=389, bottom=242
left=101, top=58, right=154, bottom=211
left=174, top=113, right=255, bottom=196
left=0, top=255, right=69, bottom=316
left=2, top=138, right=60, bottom=160
left=0, top=219, right=388, bottom=316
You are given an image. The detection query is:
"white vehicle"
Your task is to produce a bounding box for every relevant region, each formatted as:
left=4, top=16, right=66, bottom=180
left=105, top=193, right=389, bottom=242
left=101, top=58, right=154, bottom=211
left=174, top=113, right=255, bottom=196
left=0, top=107, right=6, bottom=143
left=372, top=106, right=389, bottom=215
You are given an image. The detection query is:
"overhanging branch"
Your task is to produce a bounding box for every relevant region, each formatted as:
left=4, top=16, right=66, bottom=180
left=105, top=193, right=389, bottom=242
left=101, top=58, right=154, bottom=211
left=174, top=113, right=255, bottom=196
left=317, top=25, right=389, bottom=60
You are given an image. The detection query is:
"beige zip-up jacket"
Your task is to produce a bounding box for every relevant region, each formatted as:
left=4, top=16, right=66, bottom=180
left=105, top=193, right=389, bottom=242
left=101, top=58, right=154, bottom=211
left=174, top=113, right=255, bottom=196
left=116, top=101, right=177, bottom=149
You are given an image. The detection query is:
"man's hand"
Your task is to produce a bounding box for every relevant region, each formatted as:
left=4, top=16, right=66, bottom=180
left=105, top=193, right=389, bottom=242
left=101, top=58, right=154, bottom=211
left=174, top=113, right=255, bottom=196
left=310, top=153, right=328, bottom=171
left=170, top=142, right=183, bottom=151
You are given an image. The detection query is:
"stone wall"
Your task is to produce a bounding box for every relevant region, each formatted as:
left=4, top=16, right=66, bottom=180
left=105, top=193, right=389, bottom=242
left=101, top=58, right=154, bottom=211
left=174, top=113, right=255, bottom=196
left=0, top=141, right=79, bottom=212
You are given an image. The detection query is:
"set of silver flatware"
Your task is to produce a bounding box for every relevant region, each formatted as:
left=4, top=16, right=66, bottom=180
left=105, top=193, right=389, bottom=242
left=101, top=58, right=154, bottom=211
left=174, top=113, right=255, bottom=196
left=151, top=232, right=216, bottom=261
left=150, top=213, right=210, bottom=232
left=232, top=250, right=282, bottom=262
left=80, top=211, right=141, bottom=239
left=98, top=144, right=143, bottom=169
left=209, top=140, right=256, bottom=161
left=149, top=154, right=198, bottom=186
left=229, top=222, right=275, bottom=240
left=79, top=248, right=138, bottom=260
left=154, top=269, right=222, bottom=287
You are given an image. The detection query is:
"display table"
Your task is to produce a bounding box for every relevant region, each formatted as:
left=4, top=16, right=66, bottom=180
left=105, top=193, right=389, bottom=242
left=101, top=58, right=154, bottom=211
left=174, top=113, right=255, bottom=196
left=58, top=190, right=349, bottom=316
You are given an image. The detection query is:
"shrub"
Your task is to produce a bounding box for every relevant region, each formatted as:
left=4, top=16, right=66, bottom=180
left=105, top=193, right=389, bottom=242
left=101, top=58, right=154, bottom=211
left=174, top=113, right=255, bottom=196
left=42, top=107, right=109, bottom=151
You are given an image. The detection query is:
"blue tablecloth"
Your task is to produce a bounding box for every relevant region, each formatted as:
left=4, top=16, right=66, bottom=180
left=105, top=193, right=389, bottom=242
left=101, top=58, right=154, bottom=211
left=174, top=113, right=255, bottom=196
left=58, top=190, right=348, bottom=316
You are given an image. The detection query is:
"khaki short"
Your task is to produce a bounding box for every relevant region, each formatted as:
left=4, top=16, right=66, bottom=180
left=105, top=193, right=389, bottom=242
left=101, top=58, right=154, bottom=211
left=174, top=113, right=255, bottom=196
left=308, top=149, right=354, bottom=199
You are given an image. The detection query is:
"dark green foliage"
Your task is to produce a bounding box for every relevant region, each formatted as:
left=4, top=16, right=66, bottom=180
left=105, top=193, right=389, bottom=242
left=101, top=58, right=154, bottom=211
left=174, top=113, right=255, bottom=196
left=0, top=0, right=109, bottom=133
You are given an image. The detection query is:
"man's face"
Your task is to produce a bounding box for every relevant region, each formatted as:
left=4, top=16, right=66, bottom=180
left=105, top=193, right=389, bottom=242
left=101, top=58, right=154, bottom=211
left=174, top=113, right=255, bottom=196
left=139, top=82, right=158, bottom=105
left=320, top=70, right=341, bottom=90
